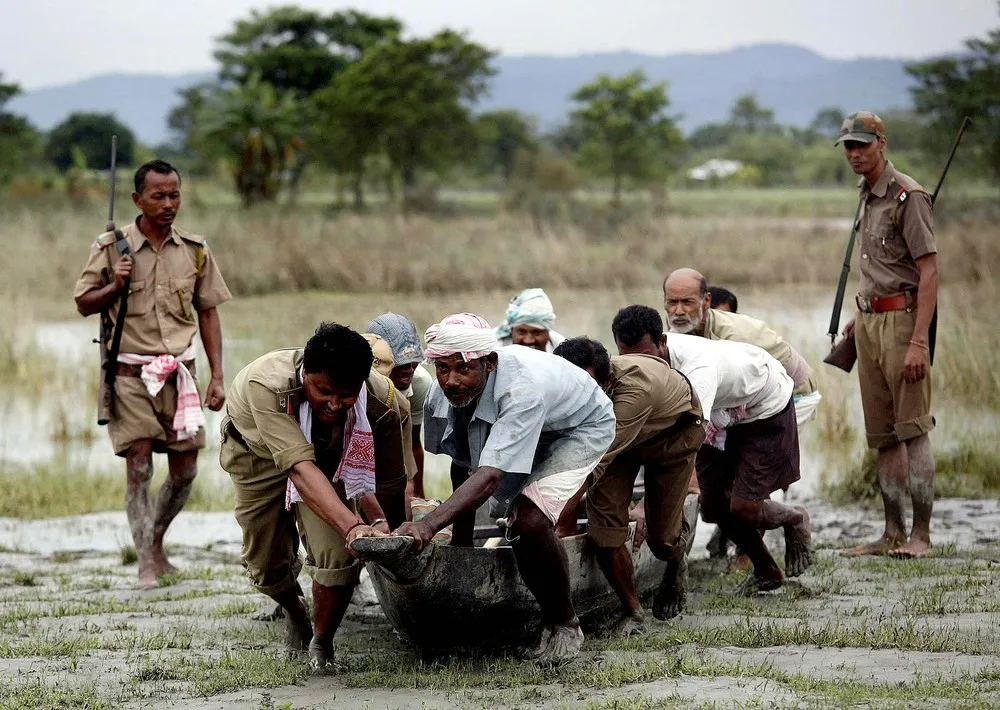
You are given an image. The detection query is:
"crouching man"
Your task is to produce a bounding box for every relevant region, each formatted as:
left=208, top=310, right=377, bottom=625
left=394, top=314, right=615, bottom=664
left=554, top=337, right=704, bottom=632
left=221, top=324, right=411, bottom=671
left=613, top=305, right=813, bottom=596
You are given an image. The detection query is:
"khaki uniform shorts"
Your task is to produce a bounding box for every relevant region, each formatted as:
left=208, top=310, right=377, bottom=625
left=587, top=416, right=704, bottom=557
left=855, top=310, right=934, bottom=449
left=109, top=369, right=205, bottom=456
left=220, top=419, right=359, bottom=595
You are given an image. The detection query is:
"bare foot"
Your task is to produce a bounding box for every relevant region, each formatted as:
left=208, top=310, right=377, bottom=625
left=889, top=539, right=931, bottom=559
left=135, top=565, right=158, bottom=590
left=728, top=573, right=782, bottom=597
left=284, top=607, right=313, bottom=656
left=842, top=535, right=906, bottom=558
left=706, top=527, right=730, bottom=559
left=537, top=619, right=583, bottom=666
left=784, top=506, right=813, bottom=577
left=652, top=555, right=687, bottom=620
left=521, top=625, right=552, bottom=660
left=308, top=636, right=340, bottom=674
left=605, top=610, right=645, bottom=638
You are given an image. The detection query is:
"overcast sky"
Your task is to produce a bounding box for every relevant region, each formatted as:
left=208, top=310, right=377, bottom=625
left=2, top=0, right=996, bottom=89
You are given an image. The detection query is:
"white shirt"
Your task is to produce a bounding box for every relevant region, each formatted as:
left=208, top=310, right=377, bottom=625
left=664, top=333, right=793, bottom=424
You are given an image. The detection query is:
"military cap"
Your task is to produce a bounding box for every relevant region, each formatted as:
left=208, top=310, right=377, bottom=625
left=362, top=334, right=395, bottom=377
left=835, top=111, right=886, bottom=145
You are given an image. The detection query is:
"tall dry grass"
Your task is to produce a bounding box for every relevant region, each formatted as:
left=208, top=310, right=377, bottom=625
left=5, top=199, right=999, bottom=302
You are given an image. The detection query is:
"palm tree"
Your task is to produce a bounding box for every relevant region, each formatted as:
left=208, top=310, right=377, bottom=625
left=197, top=74, right=304, bottom=207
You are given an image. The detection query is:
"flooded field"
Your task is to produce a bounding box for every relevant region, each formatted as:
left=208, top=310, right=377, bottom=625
left=2, top=280, right=999, bottom=708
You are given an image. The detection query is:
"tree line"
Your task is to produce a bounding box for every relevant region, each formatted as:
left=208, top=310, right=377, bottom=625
left=1, top=3, right=998, bottom=208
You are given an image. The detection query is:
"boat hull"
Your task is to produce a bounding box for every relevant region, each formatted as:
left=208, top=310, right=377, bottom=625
left=364, top=525, right=665, bottom=652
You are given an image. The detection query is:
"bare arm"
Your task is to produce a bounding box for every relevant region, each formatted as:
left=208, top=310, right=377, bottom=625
left=198, top=307, right=225, bottom=410
left=75, top=255, right=131, bottom=316
left=395, top=465, right=504, bottom=548
left=288, top=460, right=364, bottom=537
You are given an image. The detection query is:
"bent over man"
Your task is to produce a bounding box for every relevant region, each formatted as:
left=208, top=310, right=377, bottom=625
left=836, top=111, right=938, bottom=559
left=221, top=324, right=411, bottom=671
left=613, top=305, right=813, bottom=596
left=74, top=160, right=231, bottom=588
left=554, top=337, right=704, bottom=630
left=396, top=314, right=614, bottom=664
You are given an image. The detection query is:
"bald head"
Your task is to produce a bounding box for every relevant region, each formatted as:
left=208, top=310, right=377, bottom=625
left=663, top=267, right=710, bottom=336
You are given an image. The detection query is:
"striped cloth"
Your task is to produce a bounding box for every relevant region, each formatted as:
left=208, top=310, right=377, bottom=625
left=424, top=313, right=498, bottom=362
left=285, top=384, right=376, bottom=509
left=118, top=345, right=203, bottom=441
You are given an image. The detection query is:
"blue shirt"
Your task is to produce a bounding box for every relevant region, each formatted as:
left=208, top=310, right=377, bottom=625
left=424, top=346, right=615, bottom=506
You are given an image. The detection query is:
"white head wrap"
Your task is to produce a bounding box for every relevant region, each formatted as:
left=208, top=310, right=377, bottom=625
left=424, top=313, right=499, bottom=362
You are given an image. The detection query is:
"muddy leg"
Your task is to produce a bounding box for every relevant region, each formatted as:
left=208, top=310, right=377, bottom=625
left=595, top=545, right=644, bottom=632
left=511, top=497, right=583, bottom=664
left=843, top=442, right=909, bottom=557
left=151, top=451, right=198, bottom=577
left=270, top=587, right=313, bottom=654
left=721, top=498, right=784, bottom=596
left=448, top=463, right=476, bottom=547
left=758, top=499, right=813, bottom=577
left=308, top=580, right=354, bottom=673
left=892, top=434, right=934, bottom=558
left=125, top=441, right=157, bottom=589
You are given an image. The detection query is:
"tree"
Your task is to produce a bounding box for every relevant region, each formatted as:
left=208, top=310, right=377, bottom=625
left=320, top=31, right=495, bottom=207
left=569, top=70, right=682, bottom=206
left=729, top=94, right=775, bottom=134
left=215, top=6, right=401, bottom=96
left=0, top=74, right=40, bottom=186
left=476, top=110, right=537, bottom=184
left=906, top=7, right=1000, bottom=179
left=810, top=106, right=845, bottom=141
left=687, top=122, right=736, bottom=150
left=196, top=75, right=304, bottom=207
left=44, top=113, right=136, bottom=172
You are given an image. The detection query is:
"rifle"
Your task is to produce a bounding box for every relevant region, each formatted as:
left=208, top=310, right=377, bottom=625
left=823, top=116, right=972, bottom=373
left=96, top=135, right=134, bottom=425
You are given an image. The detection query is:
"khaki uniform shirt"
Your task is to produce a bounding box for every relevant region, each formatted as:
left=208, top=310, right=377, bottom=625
left=594, top=354, right=701, bottom=477
left=702, top=308, right=817, bottom=397
left=224, top=348, right=413, bottom=487
left=73, top=218, right=232, bottom=356
left=858, top=160, right=936, bottom=298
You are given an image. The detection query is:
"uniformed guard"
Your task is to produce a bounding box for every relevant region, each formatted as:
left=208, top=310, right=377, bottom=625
left=74, top=160, right=231, bottom=589
left=836, top=111, right=939, bottom=559
left=221, top=324, right=412, bottom=672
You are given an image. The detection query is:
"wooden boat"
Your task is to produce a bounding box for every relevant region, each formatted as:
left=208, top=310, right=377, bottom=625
left=351, top=521, right=668, bottom=653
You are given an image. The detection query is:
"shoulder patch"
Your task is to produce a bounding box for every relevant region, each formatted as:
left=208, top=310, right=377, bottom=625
left=95, top=232, right=116, bottom=248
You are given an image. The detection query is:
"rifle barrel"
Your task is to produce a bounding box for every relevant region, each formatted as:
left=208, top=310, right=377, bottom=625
left=106, top=134, right=118, bottom=230
left=930, top=117, right=972, bottom=205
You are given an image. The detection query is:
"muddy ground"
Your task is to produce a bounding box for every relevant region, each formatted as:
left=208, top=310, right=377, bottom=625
left=1, top=499, right=999, bottom=709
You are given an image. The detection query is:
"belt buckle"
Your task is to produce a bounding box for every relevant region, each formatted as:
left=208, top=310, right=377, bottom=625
left=856, top=295, right=872, bottom=313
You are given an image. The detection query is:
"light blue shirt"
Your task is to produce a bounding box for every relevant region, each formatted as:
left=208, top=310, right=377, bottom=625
left=424, top=345, right=615, bottom=507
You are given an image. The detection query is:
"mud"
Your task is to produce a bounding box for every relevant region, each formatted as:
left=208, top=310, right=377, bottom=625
left=0, top=498, right=998, bottom=708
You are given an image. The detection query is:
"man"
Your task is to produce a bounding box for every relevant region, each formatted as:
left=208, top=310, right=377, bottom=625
left=836, top=111, right=938, bottom=559
left=367, top=313, right=433, bottom=501
left=221, top=323, right=410, bottom=671
left=664, top=268, right=821, bottom=429
left=495, top=288, right=566, bottom=352
left=612, top=305, right=813, bottom=596
left=395, top=313, right=614, bottom=664
left=554, top=337, right=704, bottom=630
left=74, top=160, right=230, bottom=589
left=708, top=286, right=738, bottom=313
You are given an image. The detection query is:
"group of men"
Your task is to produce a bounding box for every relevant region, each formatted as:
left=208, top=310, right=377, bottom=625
left=74, top=110, right=937, bottom=668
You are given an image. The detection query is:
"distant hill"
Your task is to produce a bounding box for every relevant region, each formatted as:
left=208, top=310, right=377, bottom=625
left=8, top=43, right=916, bottom=146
